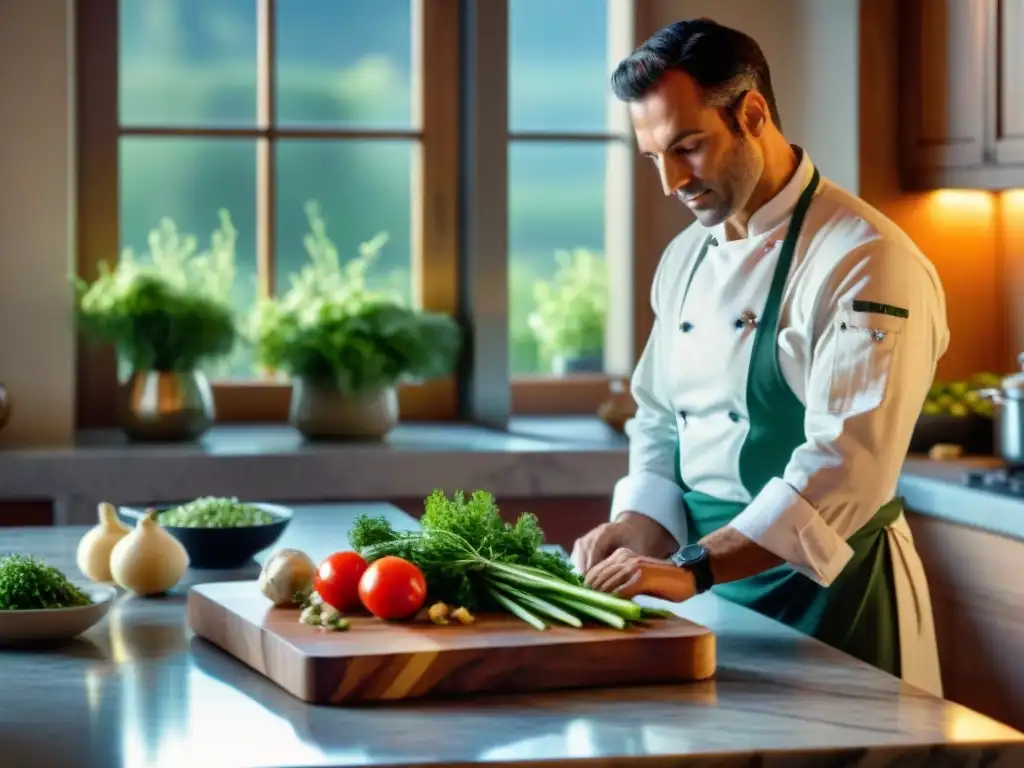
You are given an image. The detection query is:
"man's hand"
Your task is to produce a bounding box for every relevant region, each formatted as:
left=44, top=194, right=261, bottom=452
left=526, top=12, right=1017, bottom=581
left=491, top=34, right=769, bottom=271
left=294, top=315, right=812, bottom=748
left=570, top=511, right=678, bottom=575
left=584, top=548, right=697, bottom=603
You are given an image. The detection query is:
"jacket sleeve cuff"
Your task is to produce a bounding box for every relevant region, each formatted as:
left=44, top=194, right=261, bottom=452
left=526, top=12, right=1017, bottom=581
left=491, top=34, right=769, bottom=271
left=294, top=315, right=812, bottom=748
left=729, top=477, right=854, bottom=586
left=610, top=472, right=687, bottom=548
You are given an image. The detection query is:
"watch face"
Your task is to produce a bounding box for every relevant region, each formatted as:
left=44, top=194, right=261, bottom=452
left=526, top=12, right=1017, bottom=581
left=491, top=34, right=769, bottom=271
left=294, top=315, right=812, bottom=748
left=672, top=544, right=706, bottom=566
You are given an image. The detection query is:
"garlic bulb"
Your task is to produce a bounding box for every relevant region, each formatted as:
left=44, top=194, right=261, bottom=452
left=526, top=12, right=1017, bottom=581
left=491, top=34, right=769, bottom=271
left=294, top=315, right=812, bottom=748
left=110, top=509, right=189, bottom=596
left=76, top=502, right=131, bottom=582
left=259, top=548, right=316, bottom=606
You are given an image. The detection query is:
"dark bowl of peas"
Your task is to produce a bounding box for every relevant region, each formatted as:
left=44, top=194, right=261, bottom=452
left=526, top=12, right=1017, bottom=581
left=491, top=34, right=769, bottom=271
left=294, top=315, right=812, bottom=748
left=119, top=497, right=293, bottom=570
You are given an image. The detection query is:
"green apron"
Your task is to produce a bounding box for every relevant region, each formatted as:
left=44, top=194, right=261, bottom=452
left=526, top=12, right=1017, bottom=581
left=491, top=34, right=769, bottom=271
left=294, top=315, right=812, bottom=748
left=674, top=166, right=902, bottom=677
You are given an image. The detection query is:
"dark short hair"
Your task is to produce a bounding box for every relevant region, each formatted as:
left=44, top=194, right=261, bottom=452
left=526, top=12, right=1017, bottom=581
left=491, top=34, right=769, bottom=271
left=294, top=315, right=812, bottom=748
left=610, top=18, right=782, bottom=132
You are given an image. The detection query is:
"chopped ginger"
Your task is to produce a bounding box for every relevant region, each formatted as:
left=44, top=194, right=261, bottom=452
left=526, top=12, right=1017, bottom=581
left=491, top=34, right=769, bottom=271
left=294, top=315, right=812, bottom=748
left=428, top=601, right=450, bottom=624
left=451, top=606, right=475, bottom=625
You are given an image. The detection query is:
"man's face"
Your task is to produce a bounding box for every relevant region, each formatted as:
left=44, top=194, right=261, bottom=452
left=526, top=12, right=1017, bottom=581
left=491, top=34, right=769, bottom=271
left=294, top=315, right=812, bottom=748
left=629, top=70, right=763, bottom=227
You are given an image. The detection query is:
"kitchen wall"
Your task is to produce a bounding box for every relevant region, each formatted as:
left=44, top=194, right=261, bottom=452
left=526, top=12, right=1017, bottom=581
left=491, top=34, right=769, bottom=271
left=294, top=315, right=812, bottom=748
left=859, top=0, right=1024, bottom=380
left=637, top=0, right=860, bottom=259
left=644, top=0, right=1024, bottom=381
left=0, top=0, right=1019, bottom=448
left=0, top=0, right=76, bottom=448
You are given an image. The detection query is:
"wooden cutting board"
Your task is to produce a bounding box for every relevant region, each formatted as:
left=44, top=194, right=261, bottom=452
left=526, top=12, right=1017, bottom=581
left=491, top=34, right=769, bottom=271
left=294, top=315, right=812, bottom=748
left=187, top=580, right=716, bottom=704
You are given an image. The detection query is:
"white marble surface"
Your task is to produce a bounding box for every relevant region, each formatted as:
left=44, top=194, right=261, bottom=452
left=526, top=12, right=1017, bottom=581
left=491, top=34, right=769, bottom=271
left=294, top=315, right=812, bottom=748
left=2, top=503, right=1022, bottom=768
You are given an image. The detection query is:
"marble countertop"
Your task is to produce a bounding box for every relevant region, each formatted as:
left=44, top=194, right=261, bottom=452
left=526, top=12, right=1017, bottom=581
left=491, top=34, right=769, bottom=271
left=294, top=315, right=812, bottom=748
left=3, top=502, right=1022, bottom=768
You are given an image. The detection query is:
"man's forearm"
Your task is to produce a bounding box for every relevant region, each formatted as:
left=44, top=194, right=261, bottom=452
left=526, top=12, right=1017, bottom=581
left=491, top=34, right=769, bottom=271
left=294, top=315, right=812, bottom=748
left=699, top=525, right=783, bottom=584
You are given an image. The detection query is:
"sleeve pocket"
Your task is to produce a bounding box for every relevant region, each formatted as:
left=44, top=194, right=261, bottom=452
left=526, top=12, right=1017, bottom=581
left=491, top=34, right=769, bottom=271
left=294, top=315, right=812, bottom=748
left=827, top=308, right=904, bottom=414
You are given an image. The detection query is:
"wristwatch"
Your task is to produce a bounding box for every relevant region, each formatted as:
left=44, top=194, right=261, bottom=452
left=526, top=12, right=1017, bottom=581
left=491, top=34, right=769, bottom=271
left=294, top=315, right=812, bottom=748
left=670, top=544, right=714, bottom=594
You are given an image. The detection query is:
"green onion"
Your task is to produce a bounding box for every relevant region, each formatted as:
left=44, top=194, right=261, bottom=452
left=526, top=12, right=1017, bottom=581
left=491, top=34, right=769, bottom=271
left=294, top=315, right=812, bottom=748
left=488, top=587, right=547, bottom=631
left=485, top=561, right=643, bottom=621
left=640, top=606, right=674, bottom=619
left=488, top=580, right=583, bottom=628
left=544, top=593, right=628, bottom=630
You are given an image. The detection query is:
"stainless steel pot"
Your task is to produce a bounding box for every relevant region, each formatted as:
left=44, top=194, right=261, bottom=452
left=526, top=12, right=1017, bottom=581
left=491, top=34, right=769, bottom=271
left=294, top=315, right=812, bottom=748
left=979, top=353, right=1024, bottom=467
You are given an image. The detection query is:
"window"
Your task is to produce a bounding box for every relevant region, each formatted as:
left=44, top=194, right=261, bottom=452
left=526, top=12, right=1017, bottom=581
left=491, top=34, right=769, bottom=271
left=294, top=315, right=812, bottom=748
left=506, top=0, right=639, bottom=414
left=76, top=0, right=649, bottom=428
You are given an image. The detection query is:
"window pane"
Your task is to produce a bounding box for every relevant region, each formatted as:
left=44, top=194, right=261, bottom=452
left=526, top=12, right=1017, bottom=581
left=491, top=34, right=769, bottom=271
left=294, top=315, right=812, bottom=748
left=119, top=0, right=258, bottom=127
left=509, top=0, right=609, bottom=133
left=275, top=0, right=414, bottom=129
left=119, top=137, right=258, bottom=379
left=275, top=140, right=414, bottom=305
left=509, top=142, right=608, bottom=376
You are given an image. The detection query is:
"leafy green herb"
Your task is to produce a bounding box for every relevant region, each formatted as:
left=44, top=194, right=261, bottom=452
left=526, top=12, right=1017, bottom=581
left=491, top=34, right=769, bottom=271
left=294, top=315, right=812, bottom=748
left=349, top=490, right=647, bottom=631
left=250, top=201, right=461, bottom=394
left=158, top=497, right=277, bottom=528
left=0, top=554, right=92, bottom=611
left=324, top=614, right=350, bottom=632
left=74, top=212, right=240, bottom=372
left=529, top=248, right=606, bottom=363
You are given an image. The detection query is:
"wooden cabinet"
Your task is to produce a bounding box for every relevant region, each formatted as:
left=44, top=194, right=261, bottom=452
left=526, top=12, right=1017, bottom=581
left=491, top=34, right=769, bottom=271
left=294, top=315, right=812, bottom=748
left=0, top=501, right=53, bottom=527
left=900, top=0, right=1024, bottom=189
left=905, top=510, right=1024, bottom=731
left=994, top=0, right=1024, bottom=166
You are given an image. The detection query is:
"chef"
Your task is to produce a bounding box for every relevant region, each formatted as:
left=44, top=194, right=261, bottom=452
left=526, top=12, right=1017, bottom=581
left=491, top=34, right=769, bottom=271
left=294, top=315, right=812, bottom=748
left=572, top=18, right=947, bottom=697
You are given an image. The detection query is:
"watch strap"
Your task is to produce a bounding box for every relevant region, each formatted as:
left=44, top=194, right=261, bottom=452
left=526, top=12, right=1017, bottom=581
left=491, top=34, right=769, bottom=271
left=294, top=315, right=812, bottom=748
left=671, top=544, right=714, bottom=594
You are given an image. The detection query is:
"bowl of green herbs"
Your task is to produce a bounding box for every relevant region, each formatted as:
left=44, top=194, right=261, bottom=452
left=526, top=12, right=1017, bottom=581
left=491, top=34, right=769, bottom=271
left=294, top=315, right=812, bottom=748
left=0, top=553, right=117, bottom=644
left=119, top=497, right=293, bottom=570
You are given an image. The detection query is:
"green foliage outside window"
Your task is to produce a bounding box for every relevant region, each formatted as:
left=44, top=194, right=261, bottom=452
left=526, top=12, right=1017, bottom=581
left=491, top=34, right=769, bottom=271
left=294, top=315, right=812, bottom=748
left=527, top=248, right=607, bottom=372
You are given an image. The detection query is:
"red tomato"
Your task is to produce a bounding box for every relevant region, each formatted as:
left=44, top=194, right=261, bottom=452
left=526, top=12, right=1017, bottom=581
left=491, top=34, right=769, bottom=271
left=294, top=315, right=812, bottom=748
left=314, top=551, right=368, bottom=612
left=358, top=556, right=427, bottom=620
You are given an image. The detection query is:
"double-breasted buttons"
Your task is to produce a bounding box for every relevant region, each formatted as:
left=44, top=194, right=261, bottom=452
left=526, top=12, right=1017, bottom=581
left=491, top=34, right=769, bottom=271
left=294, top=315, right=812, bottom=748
left=735, top=309, right=758, bottom=329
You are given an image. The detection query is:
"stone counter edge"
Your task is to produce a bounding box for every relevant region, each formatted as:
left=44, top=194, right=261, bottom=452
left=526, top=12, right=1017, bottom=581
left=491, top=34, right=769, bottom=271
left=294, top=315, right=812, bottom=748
left=3, top=418, right=1022, bottom=540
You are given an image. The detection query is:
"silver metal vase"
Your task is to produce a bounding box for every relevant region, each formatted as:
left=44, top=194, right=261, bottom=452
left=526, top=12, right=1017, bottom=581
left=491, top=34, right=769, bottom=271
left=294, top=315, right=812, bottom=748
left=118, top=369, right=215, bottom=442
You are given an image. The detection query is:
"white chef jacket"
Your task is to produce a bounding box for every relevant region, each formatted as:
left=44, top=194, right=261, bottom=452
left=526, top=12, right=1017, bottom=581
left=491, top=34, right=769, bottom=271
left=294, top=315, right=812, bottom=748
left=612, top=148, right=947, bottom=696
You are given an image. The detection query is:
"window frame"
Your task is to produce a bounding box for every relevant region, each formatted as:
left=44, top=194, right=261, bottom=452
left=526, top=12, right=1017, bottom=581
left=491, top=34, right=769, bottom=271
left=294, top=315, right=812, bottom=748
left=471, top=0, right=657, bottom=418
left=75, top=0, right=657, bottom=429
left=75, top=0, right=460, bottom=427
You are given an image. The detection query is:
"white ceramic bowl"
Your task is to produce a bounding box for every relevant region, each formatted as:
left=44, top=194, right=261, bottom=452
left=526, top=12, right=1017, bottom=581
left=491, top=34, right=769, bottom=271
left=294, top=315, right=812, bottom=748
left=0, top=583, right=117, bottom=645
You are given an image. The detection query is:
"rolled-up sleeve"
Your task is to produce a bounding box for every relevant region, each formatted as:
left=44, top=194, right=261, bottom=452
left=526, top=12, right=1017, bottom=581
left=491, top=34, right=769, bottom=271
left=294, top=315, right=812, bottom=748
left=610, top=257, right=687, bottom=547
left=729, top=240, right=949, bottom=586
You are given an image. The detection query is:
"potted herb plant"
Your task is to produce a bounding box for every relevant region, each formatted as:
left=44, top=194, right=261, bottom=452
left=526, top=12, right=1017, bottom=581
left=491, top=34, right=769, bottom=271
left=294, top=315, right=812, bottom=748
left=251, top=202, right=461, bottom=441
left=74, top=211, right=240, bottom=441
left=527, top=248, right=607, bottom=375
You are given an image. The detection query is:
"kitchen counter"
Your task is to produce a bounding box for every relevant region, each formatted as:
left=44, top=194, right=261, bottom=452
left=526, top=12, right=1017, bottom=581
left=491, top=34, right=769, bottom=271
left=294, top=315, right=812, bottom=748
left=3, top=503, right=1022, bottom=768
left=898, top=455, right=1024, bottom=541
left=3, top=417, right=1024, bottom=543
left=0, top=418, right=629, bottom=524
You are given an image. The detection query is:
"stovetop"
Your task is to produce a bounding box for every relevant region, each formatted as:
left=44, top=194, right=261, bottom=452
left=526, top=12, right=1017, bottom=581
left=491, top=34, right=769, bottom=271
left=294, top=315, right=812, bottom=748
left=963, top=468, right=1024, bottom=497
